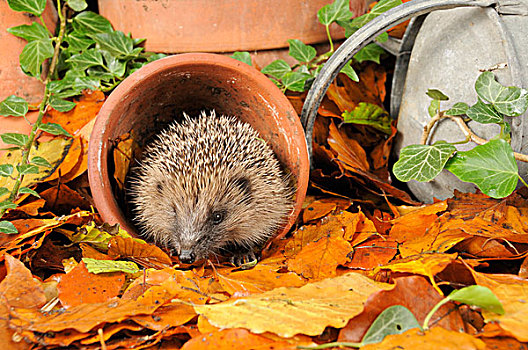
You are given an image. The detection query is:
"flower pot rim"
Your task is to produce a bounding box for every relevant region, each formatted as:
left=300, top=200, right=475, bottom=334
left=88, top=52, right=309, bottom=241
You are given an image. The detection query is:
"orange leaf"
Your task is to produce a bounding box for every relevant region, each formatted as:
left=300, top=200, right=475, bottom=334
left=287, top=234, right=352, bottom=280
left=40, top=183, right=90, bottom=212
left=45, top=136, right=83, bottom=183
left=57, top=261, right=125, bottom=308
left=345, top=237, right=398, bottom=269
left=328, top=120, right=370, bottom=172
left=112, top=131, right=141, bottom=191
left=132, top=302, right=197, bottom=331
left=303, top=200, right=339, bottom=223
left=108, top=236, right=172, bottom=269
left=0, top=255, right=46, bottom=308
left=389, top=201, right=448, bottom=243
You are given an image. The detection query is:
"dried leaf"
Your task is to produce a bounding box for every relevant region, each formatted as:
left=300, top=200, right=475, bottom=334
left=108, top=236, right=172, bottom=269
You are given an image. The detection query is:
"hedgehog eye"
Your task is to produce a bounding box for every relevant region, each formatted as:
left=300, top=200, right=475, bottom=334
left=211, top=210, right=225, bottom=225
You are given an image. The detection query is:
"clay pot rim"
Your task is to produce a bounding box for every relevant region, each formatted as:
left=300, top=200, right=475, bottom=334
left=87, top=52, right=309, bottom=240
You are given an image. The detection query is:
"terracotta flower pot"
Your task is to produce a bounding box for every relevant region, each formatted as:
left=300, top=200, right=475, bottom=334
left=87, top=53, right=309, bottom=243
left=97, top=0, right=366, bottom=53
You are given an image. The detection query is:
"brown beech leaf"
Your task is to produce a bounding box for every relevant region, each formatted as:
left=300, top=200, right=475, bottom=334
left=389, top=201, right=447, bottom=243
left=59, top=136, right=89, bottom=183
left=345, top=237, right=398, bottom=269
left=286, top=234, right=352, bottom=280
left=132, top=302, right=197, bottom=331
left=479, top=337, right=528, bottom=350
left=360, top=327, right=485, bottom=350
left=371, top=122, right=397, bottom=170
left=113, top=131, right=141, bottom=191
left=194, top=272, right=394, bottom=338
left=45, top=136, right=83, bottom=183
left=0, top=255, right=46, bottom=308
left=57, top=260, right=125, bottom=308
left=302, top=197, right=351, bottom=223
left=40, top=183, right=91, bottom=213
left=43, top=90, right=105, bottom=137
left=108, top=236, right=172, bottom=269
left=181, top=329, right=314, bottom=350
left=79, top=322, right=143, bottom=345
left=4, top=198, right=45, bottom=217
left=455, top=236, right=515, bottom=258
left=216, top=264, right=305, bottom=296
left=339, top=276, right=465, bottom=343
left=374, top=253, right=459, bottom=294
left=328, top=120, right=370, bottom=172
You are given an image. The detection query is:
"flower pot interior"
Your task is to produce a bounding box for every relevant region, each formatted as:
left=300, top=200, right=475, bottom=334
left=88, top=53, right=309, bottom=241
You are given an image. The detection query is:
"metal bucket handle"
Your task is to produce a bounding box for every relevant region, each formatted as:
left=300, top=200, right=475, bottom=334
left=300, top=0, right=498, bottom=165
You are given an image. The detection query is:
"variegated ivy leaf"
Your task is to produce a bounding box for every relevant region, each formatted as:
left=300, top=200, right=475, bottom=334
left=475, top=71, right=528, bottom=117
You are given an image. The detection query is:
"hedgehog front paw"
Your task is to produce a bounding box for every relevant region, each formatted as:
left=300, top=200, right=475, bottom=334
left=230, top=250, right=259, bottom=268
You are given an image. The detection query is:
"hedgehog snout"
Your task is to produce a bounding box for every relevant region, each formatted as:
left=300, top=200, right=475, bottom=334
left=179, top=249, right=196, bottom=264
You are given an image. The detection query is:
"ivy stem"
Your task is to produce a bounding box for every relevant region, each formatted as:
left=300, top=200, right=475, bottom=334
left=38, top=15, right=52, bottom=37
left=423, top=297, right=449, bottom=331
left=421, top=112, right=528, bottom=163
left=518, top=175, right=528, bottom=188
left=325, top=24, right=334, bottom=53
left=297, top=341, right=362, bottom=349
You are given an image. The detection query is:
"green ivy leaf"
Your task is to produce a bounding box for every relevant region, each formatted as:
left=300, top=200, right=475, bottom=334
left=466, top=99, right=503, bottom=124
left=0, top=95, right=28, bottom=117
left=66, top=48, right=104, bottom=70
left=393, top=141, right=456, bottom=182
left=49, top=95, right=76, bottom=112
left=261, top=60, right=291, bottom=80
left=0, top=165, right=14, bottom=177
left=231, top=51, right=252, bottom=66
left=101, top=51, right=126, bottom=77
left=0, top=188, right=9, bottom=197
left=7, top=22, right=49, bottom=41
left=376, top=32, right=389, bottom=43
left=73, top=11, right=113, bottom=36
left=475, top=72, right=528, bottom=117
left=17, top=164, right=40, bottom=175
left=67, top=0, right=87, bottom=11
left=282, top=71, right=311, bottom=92
left=73, top=76, right=100, bottom=91
left=1, top=133, right=28, bottom=147
left=288, top=39, right=317, bottom=63
left=147, top=53, right=167, bottom=63
left=0, top=201, right=17, bottom=211
left=82, top=257, right=140, bottom=274
left=361, top=305, right=421, bottom=345
left=18, top=187, right=40, bottom=198
left=39, top=123, right=73, bottom=137
left=87, top=67, right=114, bottom=81
left=445, top=139, right=518, bottom=198
left=93, top=31, right=134, bottom=58
left=30, top=156, right=51, bottom=167
left=7, top=0, right=46, bottom=16
left=354, top=43, right=385, bottom=64
left=351, top=0, right=402, bottom=27
left=445, top=102, right=469, bottom=116
left=343, top=102, right=391, bottom=134
left=0, top=221, right=18, bottom=234
left=65, top=31, right=95, bottom=53
left=340, top=61, right=359, bottom=82
left=428, top=99, right=440, bottom=118
left=448, top=285, right=504, bottom=315
left=317, top=0, right=353, bottom=25
left=19, top=38, right=54, bottom=78
left=426, top=89, right=449, bottom=101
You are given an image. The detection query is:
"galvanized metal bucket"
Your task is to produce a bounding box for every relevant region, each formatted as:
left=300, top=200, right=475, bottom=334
left=301, top=0, right=528, bottom=202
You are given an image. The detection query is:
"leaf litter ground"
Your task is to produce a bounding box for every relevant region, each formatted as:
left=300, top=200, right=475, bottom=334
left=1, top=59, right=528, bottom=350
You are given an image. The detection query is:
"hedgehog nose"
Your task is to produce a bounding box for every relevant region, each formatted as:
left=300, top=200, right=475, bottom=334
left=179, top=250, right=196, bottom=264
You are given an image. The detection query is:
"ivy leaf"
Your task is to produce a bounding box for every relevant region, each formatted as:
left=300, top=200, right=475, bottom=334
left=261, top=60, right=292, bottom=80
left=361, top=305, right=421, bottom=345
left=73, top=76, right=100, bottom=91
left=65, top=31, right=95, bottom=53
left=17, top=164, right=40, bottom=175
left=393, top=141, right=457, bottom=182
left=428, top=99, right=440, bottom=118
left=20, top=38, right=54, bottom=78
left=87, top=67, right=114, bottom=81
left=445, top=102, right=469, bottom=116
left=426, top=89, right=449, bottom=101
left=147, top=53, right=167, bottom=63
left=18, top=187, right=40, bottom=198
left=0, top=165, right=14, bottom=177
left=351, top=0, right=402, bottom=27
left=67, top=0, right=87, bottom=11
left=317, top=0, right=353, bottom=25
left=376, top=32, right=389, bottom=43
left=354, top=43, right=385, bottom=64
left=445, top=139, right=518, bottom=198
left=0, top=188, right=9, bottom=197
left=0, top=201, right=17, bottom=211
left=231, top=51, right=252, bottom=66
left=82, top=258, right=140, bottom=274
left=281, top=71, right=311, bottom=92
left=0, top=221, right=18, bottom=234
left=30, top=156, right=51, bottom=167
left=49, top=95, right=76, bottom=112
left=1, top=133, right=28, bottom=147
left=39, top=123, right=73, bottom=137
left=0, top=95, right=28, bottom=117
left=448, top=286, right=504, bottom=315
left=466, top=99, right=503, bottom=124
left=66, top=48, right=104, bottom=70
left=340, top=61, right=359, bottom=82
left=72, top=11, right=113, bottom=36
left=288, top=39, right=317, bottom=63
left=475, top=71, right=528, bottom=117
left=93, top=31, right=134, bottom=58
left=7, top=0, right=46, bottom=16
left=343, top=102, right=391, bottom=134
left=7, top=22, right=49, bottom=41
left=101, top=51, right=126, bottom=77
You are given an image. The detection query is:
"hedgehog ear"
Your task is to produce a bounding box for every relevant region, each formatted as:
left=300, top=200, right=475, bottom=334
left=232, top=176, right=252, bottom=202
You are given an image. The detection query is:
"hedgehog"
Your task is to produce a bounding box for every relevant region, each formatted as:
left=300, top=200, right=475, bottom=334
left=129, top=110, right=293, bottom=265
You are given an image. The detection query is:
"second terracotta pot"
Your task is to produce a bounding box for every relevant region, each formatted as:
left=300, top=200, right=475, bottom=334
left=88, top=53, right=309, bottom=242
